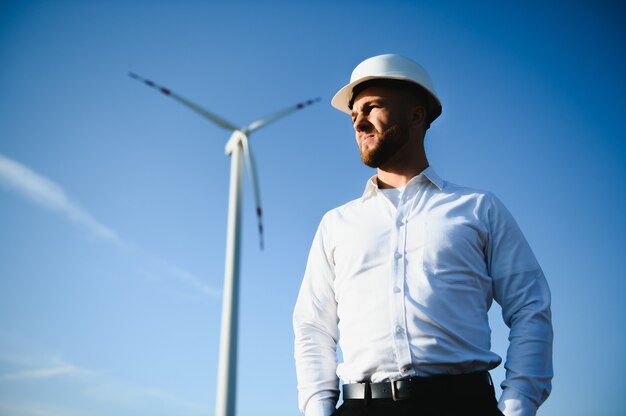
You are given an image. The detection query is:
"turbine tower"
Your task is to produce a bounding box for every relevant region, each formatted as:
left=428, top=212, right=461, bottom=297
left=129, top=72, right=319, bottom=416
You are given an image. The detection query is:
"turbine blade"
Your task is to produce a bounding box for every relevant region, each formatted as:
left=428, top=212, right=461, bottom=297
left=128, top=72, right=239, bottom=132
left=239, top=134, right=264, bottom=250
left=244, top=97, right=321, bottom=134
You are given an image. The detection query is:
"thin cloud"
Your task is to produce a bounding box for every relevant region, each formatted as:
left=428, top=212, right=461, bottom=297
left=0, top=153, right=218, bottom=298
left=162, top=263, right=222, bottom=298
left=0, top=353, right=93, bottom=382
left=0, top=363, right=89, bottom=381
left=0, top=402, right=93, bottom=416
left=0, top=351, right=209, bottom=416
left=0, top=154, right=123, bottom=247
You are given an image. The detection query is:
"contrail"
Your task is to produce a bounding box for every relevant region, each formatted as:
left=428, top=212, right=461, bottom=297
left=0, top=153, right=217, bottom=298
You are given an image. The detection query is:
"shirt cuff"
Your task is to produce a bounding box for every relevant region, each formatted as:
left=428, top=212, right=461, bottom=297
left=304, top=398, right=336, bottom=416
left=498, top=388, right=538, bottom=416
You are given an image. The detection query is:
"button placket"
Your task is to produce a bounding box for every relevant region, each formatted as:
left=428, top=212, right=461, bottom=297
left=390, top=187, right=412, bottom=371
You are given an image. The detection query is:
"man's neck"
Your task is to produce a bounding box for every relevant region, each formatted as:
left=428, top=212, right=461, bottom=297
left=376, top=159, right=429, bottom=189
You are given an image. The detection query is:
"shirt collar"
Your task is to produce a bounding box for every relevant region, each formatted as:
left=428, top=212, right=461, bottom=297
left=421, top=166, right=445, bottom=191
left=361, top=166, right=445, bottom=201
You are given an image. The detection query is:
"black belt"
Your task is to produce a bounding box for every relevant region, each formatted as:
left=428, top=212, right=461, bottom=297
left=342, top=371, right=492, bottom=401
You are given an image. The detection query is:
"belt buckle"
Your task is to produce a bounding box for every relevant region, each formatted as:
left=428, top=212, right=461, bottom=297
left=391, top=379, right=400, bottom=401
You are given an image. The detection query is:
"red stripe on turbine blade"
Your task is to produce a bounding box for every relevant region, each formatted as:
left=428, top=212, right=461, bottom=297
left=297, top=103, right=304, bottom=109
left=257, top=207, right=262, bottom=217
left=161, top=88, right=171, bottom=95
left=146, top=80, right=155, bottom=87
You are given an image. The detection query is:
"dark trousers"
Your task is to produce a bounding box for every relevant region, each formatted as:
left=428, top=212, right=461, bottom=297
left=332, top=374, right=505, bottom=416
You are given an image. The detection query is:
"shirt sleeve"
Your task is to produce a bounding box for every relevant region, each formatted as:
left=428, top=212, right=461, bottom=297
left=293, top=216, right=340, bottom=416
left=486, top=194, right=554, bottom=416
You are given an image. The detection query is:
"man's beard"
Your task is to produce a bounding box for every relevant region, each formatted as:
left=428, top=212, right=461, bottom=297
left=359, top=123, right=409, bottom=168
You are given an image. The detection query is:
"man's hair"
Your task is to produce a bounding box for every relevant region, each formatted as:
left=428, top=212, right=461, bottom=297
left=349, top=79, right=433, bottom=129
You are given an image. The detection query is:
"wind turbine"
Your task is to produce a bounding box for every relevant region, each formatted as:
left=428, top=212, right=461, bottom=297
left=129, top=72, right=319, bottom=416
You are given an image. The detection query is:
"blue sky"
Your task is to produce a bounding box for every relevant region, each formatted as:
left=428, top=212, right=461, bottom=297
left=0, top=1, right=624, bottom=415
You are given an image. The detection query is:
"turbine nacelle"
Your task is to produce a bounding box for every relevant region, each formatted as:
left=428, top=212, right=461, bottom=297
left=224, top=130, right=247, bottom=156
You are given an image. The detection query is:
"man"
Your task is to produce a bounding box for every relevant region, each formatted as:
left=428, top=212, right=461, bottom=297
left=293, top=54, right=553, bottom=416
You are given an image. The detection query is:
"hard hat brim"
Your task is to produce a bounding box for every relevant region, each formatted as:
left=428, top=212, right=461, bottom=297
left=331, top=75, right=442, bottom=124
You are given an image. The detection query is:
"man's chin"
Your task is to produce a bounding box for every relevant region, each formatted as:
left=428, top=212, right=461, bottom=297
left=360, top=152, right=382, bottom=168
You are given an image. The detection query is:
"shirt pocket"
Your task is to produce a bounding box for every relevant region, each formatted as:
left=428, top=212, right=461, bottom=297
left=422, top=219, right=487, bottom=287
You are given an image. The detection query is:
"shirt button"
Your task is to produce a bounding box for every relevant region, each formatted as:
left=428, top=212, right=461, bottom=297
left=395, top=325, right=404, bottom=335
left=394, top=252, right=402, bottom=260
left=396, top=219, right=404, bottom=227
left=393, top=286, right=401, bottom=293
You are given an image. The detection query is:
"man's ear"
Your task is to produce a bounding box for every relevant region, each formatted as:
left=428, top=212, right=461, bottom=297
left=411, top=106, right=426, bottom=128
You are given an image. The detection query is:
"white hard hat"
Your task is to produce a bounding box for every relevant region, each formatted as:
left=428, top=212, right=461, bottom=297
left=331, top=54, right=442, bottom=124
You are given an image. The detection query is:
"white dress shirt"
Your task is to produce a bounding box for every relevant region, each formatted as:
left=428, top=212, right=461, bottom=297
left=293, top=167, right=553, bottom=416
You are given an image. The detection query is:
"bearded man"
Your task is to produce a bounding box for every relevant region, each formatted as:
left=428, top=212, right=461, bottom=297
left=293, top=54, right=553, bottom=416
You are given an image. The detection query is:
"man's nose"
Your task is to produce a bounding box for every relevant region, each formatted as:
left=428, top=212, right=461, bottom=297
left=353, top=113, right=372, bottom=132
